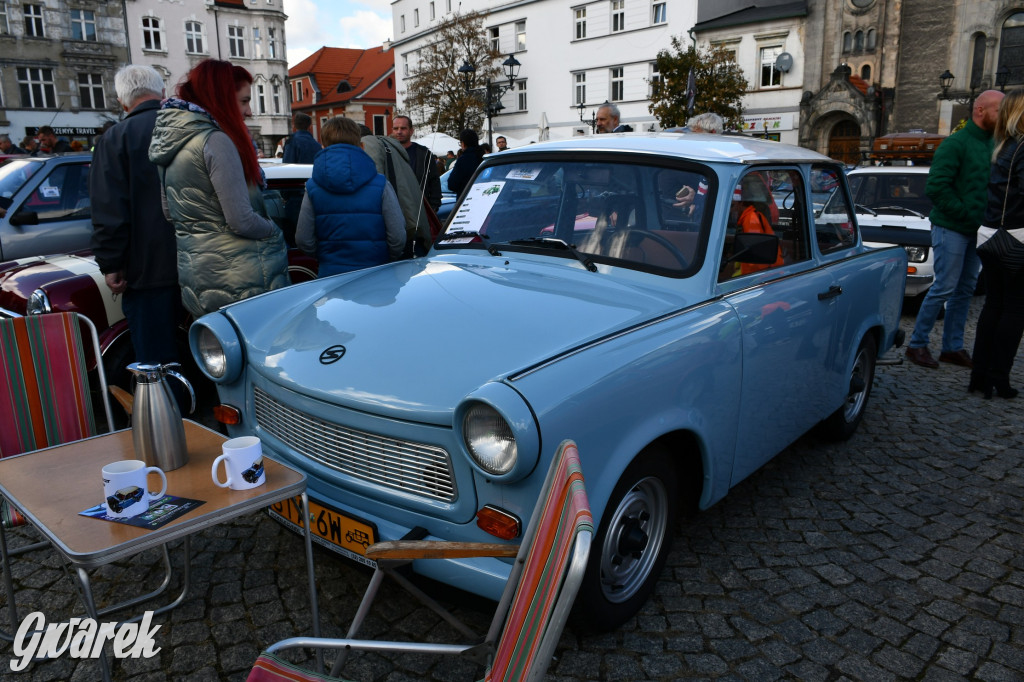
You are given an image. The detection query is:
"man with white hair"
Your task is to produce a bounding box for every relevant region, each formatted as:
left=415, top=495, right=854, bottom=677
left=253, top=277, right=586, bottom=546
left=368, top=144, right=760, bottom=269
left=596, top=103, right=631, bottom=133
left=687, top=112, right=724, bottom=134
left=0, top=133, right=26, bottom=155
left=90, top=65, right=184, bottom=395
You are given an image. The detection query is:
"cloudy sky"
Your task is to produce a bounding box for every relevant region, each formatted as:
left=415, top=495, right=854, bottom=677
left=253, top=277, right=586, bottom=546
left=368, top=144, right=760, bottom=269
left=285, top=0, right=394, bottom=68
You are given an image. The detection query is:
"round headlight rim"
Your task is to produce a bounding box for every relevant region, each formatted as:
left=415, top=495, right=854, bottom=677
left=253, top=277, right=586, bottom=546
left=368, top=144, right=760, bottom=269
left=197, top=326, right=227, bottom=379
left=462, top=401, right=518, bottom=476
left=26, top=289, right=52, bottom=315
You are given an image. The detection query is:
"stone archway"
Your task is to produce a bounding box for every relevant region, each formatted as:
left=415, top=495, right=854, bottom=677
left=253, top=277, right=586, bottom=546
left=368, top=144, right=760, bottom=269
left=827, top=119, right=862, bottom=165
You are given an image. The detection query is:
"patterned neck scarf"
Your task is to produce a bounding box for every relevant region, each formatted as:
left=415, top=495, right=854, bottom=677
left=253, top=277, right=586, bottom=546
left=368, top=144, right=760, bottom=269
left=161, top=97, right=266, bottom=189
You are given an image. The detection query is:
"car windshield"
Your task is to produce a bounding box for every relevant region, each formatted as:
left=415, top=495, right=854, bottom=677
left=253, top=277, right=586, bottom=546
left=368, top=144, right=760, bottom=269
left=846, top=172, right=932, bottom=217
left=0, top=160, right=42, bottom=208
left=436, top=159, right=713, bottom=276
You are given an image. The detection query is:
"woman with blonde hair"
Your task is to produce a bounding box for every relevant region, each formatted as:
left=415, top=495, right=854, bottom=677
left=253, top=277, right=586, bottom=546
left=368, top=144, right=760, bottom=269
left=149, top=58, right=288, bottom=317
left=970, top=88, right=1024, bottom=398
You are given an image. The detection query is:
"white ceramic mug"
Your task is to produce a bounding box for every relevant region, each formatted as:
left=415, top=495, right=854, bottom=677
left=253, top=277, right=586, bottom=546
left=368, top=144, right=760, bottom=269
left=212, top=436, right=266, bottom=491
left=103, top=460, right=168, bottom=518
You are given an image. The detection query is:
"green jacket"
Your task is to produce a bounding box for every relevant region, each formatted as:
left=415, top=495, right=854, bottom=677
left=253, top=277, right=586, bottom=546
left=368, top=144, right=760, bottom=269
left=148, top=108, right=289, bottom=317
left=925, top=119, right=994, bottom=235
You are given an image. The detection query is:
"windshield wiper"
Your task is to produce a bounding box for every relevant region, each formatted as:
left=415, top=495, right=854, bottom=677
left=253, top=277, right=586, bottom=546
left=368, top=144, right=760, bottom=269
left=503, top=237, right=597, bottom=272
left=437, top=230, right=504, bottom=256
left=855, top=204, right=878, bottom=216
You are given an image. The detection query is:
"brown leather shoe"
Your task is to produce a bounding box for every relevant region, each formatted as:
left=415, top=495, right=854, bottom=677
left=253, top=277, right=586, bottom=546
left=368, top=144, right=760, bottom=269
left=939, top=349, right=974, bottom=368
left=906, top=346, right=939, bottom=368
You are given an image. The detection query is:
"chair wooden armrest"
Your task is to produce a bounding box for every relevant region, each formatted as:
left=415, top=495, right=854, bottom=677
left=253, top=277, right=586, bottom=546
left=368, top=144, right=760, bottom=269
left=109, top=385, right=133, bottom=417
left=365, top=540, right=519, bottom=560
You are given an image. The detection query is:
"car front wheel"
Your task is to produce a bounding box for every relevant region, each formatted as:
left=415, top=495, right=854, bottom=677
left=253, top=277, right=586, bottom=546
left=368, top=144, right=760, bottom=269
left=576, top=448, right=677, bottom=631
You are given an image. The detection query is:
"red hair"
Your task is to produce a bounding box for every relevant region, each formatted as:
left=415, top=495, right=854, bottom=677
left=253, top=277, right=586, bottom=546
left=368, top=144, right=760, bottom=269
left=176, top=59, right=261, bottom=186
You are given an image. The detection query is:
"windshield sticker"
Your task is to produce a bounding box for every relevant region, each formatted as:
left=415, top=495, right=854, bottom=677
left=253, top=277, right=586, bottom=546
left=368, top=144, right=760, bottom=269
left=40, top=185, right=60, bottom=199
left=506, top=167, right=541, bottom=181
left=441, top=181, right=506, bottom=239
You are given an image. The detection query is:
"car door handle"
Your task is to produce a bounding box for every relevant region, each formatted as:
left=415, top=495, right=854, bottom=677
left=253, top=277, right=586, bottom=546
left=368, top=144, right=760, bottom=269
left=817, top=285, right=843, bottom=301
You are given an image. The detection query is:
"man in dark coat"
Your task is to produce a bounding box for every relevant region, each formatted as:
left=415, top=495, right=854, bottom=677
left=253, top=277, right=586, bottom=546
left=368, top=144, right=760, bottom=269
left=390, top=115, right=441, bottom=212
left=447, top=129, right=485, bottom=196
left=283, top=113, right=322, bottom=164
left=90, top=65, right=182, bottom=384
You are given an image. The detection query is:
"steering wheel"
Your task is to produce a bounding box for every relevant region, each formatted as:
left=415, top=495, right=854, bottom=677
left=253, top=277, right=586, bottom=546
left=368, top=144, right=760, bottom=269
left=607, top=229, right=688, bottom=269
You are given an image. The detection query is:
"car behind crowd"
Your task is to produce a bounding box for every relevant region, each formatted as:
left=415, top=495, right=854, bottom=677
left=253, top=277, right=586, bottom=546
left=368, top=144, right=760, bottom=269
left=844, top=165, right=934, bottom=298
left=189, top=133, right=908, bottom=630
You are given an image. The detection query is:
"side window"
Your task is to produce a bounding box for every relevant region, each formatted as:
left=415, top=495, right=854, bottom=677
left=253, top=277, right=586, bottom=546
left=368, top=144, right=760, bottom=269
left=719, top=168, right=809, bottom=281
left=23, top=163, right=91, bottom=222
left=814, top=166, right=856, bottom=254
left=654, top=168, right=708, bottom=230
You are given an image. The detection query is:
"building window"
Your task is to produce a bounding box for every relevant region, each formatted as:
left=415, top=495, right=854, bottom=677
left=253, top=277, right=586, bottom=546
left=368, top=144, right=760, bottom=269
left=430, top=2, right=435, bottom=20
left=373, top=114, right=386, bottom=135
left=652, top=1, right=666, bottom=24
left=866, top=28, right=877, bottom=50
left=400, top=15, right=405, bottom=32
left=142, top=16, right=163, bottom=51
left=861, top=64, right=871, bottom=81
left=268, top=28, right=277, bottom=59
left=854, top=30, right=864, bottom=51
left=517, top=80, right=527, bottom=111
left=253, top=27, right=262, bottom=58
left=842, top=31, right=852, bottom=53
left=185, top=21, right=204, bottom=54
left=610, top=67, right=624, bottom=101
left=446, top=0, right=451, bottom=12
left=70, top=9, right=96, bottom=41
left=490, top=27, right=499, bottom=51
left=575, top=8, right=586, bottom=39
left=612, top=1, right=625, bottom=32
left=970, top=33, right=986, bottom=88
left=516, top=21, right=526, bottom=51
left=24, top=4, right=44, bottom=37
left=293, top=80, right=301, bottom=102
left=403, top=54, right=409, bottom=77
left=78, top=73, right=104, bottom=109
left=649, top=62, right=662, bottom=96
left=229, top=25, right=246, bottom=58
left=414, top=9, right=419, bottom=27
left=575, top=72, right=586, bottom=104
left=0, top=3, right=9, bottom=35
left=272, top=83, right=281, bottom=113
left=760, top=46, right=782, bottom=87
left=18, top=67, right=56, bottom=108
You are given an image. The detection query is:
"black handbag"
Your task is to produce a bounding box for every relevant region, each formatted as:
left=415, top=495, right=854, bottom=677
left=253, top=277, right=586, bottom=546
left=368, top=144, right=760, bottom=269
left=978, top=142, right=1024, bottom=274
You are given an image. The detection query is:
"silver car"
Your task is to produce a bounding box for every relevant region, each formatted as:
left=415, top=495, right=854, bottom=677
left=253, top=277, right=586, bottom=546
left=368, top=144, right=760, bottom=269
left=0, top=154, right=94, bottom=261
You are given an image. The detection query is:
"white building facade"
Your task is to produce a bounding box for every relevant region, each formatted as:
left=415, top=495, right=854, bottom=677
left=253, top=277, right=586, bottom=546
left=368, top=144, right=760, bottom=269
left=390, top=0, right=695, bottom=144
left=124, top=0, right=290, bottom=152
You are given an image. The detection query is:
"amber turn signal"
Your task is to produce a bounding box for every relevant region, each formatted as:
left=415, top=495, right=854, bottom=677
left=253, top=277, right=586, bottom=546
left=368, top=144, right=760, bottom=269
left=907, top=266, right=918, bottom=275
left=213, top=404, right=241, bottom=425
left=476, top=505, right=521, bottom=540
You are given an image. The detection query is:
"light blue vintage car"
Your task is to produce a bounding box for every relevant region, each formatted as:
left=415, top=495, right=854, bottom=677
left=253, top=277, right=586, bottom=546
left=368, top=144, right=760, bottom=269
left=190, top=134, right=906, bottom=630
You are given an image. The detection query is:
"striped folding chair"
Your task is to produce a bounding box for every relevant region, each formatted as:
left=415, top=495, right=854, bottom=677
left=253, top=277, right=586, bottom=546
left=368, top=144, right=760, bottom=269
left=0, top=312, right=114, bottom=637
left=247, top=440, right=593, bottom=682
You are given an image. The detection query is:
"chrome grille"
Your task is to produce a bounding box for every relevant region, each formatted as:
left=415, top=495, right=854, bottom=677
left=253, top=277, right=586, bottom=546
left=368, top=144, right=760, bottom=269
left=253, top=386, right=456, bottom=502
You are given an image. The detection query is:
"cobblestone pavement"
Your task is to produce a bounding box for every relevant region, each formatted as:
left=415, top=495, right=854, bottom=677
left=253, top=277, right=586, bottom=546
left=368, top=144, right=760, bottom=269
left=4, top=297, right=1023, bottom=681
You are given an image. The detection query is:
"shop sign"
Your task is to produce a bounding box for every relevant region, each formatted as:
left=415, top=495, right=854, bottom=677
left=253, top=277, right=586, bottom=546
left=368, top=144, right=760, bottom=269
left=740, top=113, right=794, bottom=132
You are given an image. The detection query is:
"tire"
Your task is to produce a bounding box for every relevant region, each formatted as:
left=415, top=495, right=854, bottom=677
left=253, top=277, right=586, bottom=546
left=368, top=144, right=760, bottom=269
left=818, top=334, right=877, bottom=441
left=576, top=448, right=678, bottom=631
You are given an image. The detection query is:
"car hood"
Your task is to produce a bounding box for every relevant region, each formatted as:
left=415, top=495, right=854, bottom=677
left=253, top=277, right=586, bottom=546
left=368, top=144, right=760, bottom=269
left=0, top=253, right=90, bottom=313
left=226, top=255, right=689, bottom=423
left=856, top=213, right=929, bottom=230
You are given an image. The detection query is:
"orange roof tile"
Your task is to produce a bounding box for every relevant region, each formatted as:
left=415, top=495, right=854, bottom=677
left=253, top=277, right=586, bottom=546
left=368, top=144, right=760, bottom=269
left=289, top=46, right=396, bottom=108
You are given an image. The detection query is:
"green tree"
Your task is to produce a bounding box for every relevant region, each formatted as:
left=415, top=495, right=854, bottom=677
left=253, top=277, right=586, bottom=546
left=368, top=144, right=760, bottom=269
left=401, top=11, right=502, bottom=136
left=649, top=37, right=748, bottom=130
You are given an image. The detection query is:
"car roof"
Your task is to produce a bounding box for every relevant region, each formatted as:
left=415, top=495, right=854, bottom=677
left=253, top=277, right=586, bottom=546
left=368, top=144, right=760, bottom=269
left=848, top=166, right=930, bottom=174
left=497, top=132, right=835, bottom=165
left=261, top=162, right=312, bottom=180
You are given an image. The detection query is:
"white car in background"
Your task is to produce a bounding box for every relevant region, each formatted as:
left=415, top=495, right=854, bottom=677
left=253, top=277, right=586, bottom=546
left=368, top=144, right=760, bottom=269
left=843, top=166, right=933, bottom=297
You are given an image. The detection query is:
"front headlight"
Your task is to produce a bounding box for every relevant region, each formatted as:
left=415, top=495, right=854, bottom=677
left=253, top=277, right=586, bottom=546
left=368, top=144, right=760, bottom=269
left=196, top=326, right=227, bottom=378
left=905, top=245, right=928, bottom=263
left=463, top=402, right=518, bottom=475
left=26, top=289, right=51, bottom=315
left=188, top=315, right=243, bottom=383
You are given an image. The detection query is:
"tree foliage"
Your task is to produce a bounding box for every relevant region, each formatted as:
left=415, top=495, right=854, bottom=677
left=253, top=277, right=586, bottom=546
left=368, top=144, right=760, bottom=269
left=400, top=11, right=502, bottom=136
left=649, top=37, right=748, bottom=130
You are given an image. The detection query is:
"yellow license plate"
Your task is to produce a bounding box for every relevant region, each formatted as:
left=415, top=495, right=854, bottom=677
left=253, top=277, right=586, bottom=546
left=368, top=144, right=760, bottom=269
left=268, top=496, right=378, bottom=568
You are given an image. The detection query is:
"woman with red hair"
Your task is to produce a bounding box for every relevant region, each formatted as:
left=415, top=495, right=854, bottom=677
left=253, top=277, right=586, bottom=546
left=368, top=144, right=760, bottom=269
left=149, top=58, right=288, bottom=317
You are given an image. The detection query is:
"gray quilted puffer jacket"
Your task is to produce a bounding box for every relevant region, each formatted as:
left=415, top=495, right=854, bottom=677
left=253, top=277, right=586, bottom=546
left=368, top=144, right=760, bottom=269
left=148, top=108, right=289, bottom=318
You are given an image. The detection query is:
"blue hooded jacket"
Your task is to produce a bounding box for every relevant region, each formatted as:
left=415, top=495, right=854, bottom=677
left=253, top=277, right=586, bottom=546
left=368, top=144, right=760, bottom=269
left=305, top=144, right=388, bottom=277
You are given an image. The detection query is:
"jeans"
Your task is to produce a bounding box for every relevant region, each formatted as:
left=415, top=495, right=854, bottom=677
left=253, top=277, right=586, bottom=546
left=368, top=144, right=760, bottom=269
left=908, top=224, right=981, bottom=352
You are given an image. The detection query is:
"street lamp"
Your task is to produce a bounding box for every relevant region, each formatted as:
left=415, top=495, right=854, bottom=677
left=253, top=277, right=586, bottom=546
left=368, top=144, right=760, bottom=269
left=997, top=65, right=1011, bottom=92
left=459, top=55, right=521, bottom=147
left=938, top=69, right=978, bottom=107
left=576, top=101, right=597, bottom=134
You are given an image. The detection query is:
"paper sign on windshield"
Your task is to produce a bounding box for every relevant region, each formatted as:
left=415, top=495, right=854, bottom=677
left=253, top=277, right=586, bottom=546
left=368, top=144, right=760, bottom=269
left=441, top=181, right=506, bottom=240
